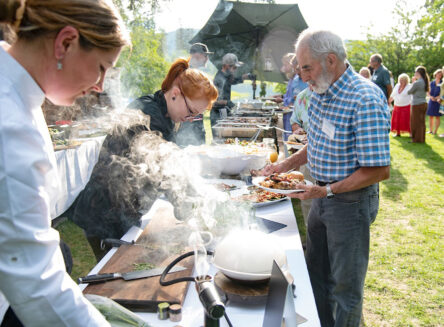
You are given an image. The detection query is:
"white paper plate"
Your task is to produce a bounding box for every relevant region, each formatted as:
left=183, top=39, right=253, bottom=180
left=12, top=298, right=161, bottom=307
left=252, top=176, right=313, bottom=194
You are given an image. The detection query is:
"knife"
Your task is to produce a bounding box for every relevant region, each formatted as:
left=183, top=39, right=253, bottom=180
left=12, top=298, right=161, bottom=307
left=78, top=266, right=187, bottom=284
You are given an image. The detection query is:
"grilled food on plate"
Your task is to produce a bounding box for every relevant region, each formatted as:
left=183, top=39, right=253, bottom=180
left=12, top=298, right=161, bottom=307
left=259, top=171, right=305, bottom=190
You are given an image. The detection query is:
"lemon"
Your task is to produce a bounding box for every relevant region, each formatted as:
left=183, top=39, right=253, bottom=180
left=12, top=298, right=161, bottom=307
left=269, top=152, right=278, bottom=163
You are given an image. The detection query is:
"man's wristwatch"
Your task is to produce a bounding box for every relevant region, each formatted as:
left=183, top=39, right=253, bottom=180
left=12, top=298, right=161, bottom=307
left=326, top=184, right=334, bottom=199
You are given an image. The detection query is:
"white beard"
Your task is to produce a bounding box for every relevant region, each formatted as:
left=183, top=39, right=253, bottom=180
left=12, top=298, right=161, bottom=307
left=310, top=64, right=334, bottom=94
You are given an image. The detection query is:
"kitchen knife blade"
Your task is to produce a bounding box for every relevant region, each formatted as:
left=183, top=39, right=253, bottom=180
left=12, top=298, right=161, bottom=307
left=78, top=265, right=187, bottom=284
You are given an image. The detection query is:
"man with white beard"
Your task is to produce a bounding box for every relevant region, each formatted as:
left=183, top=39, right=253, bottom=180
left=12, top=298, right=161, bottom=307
left=261, top=29, right=390, bottom=327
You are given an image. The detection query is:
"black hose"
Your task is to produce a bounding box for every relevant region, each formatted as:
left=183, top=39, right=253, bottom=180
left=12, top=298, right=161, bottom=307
left=159, top=250, right=214, bottom=286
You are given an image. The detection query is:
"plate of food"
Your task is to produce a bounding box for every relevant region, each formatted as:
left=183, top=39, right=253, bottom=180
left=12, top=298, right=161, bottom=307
left=205, top=179, right=246, bottom=192
left=252, top=171, right=313, bottom=194
left=232, top=186, right=288, bottom=207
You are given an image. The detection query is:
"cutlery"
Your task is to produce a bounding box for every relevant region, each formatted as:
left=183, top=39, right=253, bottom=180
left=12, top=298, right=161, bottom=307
left=78, top=265, right=187, bottom=284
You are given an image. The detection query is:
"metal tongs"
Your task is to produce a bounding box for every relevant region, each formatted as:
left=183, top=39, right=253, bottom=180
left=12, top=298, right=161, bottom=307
left=256, top=124, right=292, bottom=134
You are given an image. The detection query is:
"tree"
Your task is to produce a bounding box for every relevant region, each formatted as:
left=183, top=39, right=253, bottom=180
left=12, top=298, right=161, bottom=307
left=346, top=0, right=443, bottom=83
left=117, top=18, right=169, bottom=99
left=413, top=0, right=444, bottom=73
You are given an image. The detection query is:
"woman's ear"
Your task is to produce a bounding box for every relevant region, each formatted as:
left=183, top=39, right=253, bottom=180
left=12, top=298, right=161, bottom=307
left=54, top=26, right=79, bottom=60
left=171, top=86, right=181, bottom=99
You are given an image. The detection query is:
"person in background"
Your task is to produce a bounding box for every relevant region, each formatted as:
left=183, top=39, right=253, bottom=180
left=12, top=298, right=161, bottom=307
left=369, top=53, right=392, bottom=101
left=176, top=43, right=214, bottom=146
left=189, top=42, right=212, bottom=70
left=0, top=0, right=130, bottom=326
left=282, top=56, right=308, bottom=141
left=289, top=85, right=314, bottom=228
left=263, top=29, right=390, bottom=327
left=440, top=66, right=444, bottom=138
left=408, top=66, right=430, bottom=143
left=290, top=86, right=312, bottom=135
left=367, top=63, right=374, bottom=76
left=67, top=58, right=218, bottom=261
left=210, top=53, right=255, bottom=130
left=389, top=71, right=395, bottom=88
left=272, top=53, right=296, bottom=105
left=389, top=73, right=412, bottom=137
left=359, top=67, right=371, bottom=79
left=426, top=69, right=443, bottom=135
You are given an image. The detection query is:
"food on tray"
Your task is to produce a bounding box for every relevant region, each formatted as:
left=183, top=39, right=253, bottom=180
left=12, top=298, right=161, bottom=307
left=288, top=133, right=307, bottom=145
left=53, top=139, right=82, bottom=151
left=259, top=171, right=305, bottom=190
left=214, top=183, right=238, bottom=191
left=233, top=186, right=286, bottom=203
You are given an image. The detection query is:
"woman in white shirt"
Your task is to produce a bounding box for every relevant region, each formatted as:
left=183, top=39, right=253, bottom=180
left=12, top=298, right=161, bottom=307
left=389, top=73, right=412, bottom=137
left=0, top=1, right=129, bottom=326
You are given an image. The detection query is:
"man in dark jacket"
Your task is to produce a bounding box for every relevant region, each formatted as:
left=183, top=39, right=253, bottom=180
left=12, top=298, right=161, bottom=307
left=211, top=53, right=254, bottom=131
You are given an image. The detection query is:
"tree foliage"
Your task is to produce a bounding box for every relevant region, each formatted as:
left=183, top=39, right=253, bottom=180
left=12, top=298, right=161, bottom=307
left=346, top=0, right=443, bottom=83
left=112, top=1, right=171, bottom=99
left=117, top=18, right=169, bottom=99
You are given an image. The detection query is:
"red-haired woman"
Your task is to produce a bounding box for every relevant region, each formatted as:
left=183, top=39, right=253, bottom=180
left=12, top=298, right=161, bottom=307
left=128, top=58, right=218, bottom=142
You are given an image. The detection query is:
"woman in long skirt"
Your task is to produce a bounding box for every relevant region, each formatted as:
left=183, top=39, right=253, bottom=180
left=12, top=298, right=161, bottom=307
left=408, top=66, right=430, bottom=143
left=389, top=73, right=412, bottom=137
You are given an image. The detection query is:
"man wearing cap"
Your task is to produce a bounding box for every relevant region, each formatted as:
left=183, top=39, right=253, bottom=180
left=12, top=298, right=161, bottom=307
left=176, top=43, right=213, bottom=146
left=211, top=53, right=254, bottom=131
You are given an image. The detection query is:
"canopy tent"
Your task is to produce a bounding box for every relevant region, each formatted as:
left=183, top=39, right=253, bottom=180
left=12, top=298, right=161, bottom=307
left=190, top=0, right=308, bottom=85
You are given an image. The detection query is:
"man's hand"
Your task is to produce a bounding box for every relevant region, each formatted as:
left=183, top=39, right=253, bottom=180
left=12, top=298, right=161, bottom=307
left=287, top=184, right=326, bottom=200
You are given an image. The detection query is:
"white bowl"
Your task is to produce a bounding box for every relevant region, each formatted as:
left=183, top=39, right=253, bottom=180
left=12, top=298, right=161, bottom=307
left=213, top=229, right=287, bottom=281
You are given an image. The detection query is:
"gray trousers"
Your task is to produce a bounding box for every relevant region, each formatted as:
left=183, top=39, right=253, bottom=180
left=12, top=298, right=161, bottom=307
left=306, top=184, right=379, bottom=327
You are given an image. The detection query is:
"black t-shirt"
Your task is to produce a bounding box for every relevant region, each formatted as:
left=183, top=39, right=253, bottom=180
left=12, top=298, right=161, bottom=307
left=127, top=90, right=176, bottom=143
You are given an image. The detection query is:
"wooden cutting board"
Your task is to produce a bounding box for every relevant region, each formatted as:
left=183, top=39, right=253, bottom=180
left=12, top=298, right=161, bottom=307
left=83, top=205, right=194, bottom=312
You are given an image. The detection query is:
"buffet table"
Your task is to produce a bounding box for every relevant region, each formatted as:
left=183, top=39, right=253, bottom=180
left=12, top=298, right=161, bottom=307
left=51, top=136, right=106, bottom=219
left=80, top=198, right=321, bottom=326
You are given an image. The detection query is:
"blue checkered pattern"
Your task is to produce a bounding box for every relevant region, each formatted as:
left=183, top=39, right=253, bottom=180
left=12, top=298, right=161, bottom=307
left=307, top=65, right=391, bottom=182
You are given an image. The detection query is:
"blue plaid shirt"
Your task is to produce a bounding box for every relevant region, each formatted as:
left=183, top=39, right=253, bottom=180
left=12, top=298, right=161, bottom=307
left=307, top=65, right=390, bottom=182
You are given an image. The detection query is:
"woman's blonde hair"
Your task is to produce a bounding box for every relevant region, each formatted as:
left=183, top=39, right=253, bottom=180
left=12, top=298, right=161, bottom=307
left=398, top=73, right=410, bottom=84
left=161, top=58, right=218, bottom=109
left=0, top=0, right=130, bottom=50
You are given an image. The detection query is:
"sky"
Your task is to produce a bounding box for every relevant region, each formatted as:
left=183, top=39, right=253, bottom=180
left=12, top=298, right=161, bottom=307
left=154, top=0, right=426, bottom=41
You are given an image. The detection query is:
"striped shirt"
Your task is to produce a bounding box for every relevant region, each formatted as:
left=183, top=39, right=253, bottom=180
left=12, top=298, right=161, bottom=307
left=307, top=65, right=391, bottom=182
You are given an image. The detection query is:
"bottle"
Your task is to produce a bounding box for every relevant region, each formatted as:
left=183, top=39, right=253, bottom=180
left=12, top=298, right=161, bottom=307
left=263, top=138, right=278, bottom=163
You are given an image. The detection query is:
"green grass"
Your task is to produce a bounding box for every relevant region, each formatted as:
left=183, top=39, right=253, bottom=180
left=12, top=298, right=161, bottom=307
left=56, top=117, right=444, bottom=325
left=362, top=125, right=444, bottom=327
left=56, top=220, right=96, bottom=282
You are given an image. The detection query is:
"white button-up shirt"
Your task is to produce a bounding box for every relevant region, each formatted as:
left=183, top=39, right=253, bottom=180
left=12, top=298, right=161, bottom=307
left=0, top=42, right=109, bottom=326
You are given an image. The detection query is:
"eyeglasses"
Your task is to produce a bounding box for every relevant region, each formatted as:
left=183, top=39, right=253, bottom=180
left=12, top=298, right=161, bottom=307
left=180, top=88, right=201, bottom=119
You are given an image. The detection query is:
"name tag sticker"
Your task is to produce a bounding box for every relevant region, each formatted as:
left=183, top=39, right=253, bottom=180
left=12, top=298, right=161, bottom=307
left=322, top=119, right=335, bottom=139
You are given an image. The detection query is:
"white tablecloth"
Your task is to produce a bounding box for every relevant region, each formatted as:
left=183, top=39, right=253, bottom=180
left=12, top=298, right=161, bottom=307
left=51, top=136, right=106, bottom=219
left=81, top=198, right=320, bottom=326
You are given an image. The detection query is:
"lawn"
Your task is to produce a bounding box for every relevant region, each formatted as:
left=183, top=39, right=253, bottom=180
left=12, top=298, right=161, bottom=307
left=56, top=117, right=444, bottom=326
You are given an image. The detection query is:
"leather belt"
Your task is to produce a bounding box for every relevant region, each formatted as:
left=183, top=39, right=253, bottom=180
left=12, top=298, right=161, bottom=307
left=315, top=180, right=337, bottom=186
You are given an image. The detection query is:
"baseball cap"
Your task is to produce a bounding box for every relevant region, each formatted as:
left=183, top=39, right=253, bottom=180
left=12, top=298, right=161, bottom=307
left=222, top=53, right=243, bottom=67
left=190, top=43, right=213, bottom=55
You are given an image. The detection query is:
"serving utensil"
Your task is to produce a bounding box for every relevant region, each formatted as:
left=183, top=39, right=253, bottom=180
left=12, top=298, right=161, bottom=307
left=256, top=124, right=292, bottom=134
